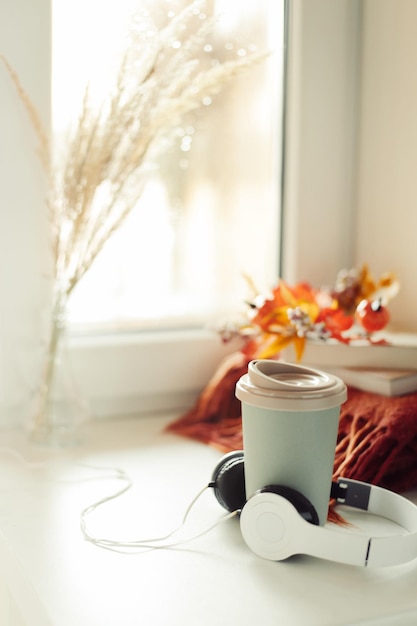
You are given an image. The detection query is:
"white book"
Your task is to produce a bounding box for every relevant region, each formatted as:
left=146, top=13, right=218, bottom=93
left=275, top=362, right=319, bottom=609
left=323, top=366, right=417, bottom=397
left=281, top=331, right=417, bottom=370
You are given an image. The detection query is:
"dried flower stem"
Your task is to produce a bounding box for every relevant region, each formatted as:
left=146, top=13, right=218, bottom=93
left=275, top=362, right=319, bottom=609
left=1, top=0, right=267, bottom=439
left=0, top=53, right=50, bottom=170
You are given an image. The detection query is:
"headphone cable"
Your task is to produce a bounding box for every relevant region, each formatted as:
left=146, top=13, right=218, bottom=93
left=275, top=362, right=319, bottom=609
left=80, top=480, right=239, bottom=553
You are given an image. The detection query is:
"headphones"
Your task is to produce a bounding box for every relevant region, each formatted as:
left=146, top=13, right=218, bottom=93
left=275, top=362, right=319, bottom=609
left=210, top=450, right=417, bottom=568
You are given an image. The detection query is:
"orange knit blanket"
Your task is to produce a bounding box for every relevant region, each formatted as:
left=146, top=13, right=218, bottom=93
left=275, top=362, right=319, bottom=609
left=166, top=352, right=417, bottom=495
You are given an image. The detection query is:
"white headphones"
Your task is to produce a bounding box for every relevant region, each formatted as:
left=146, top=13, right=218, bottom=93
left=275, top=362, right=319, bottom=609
left=212, top=451, right=417, bottom=567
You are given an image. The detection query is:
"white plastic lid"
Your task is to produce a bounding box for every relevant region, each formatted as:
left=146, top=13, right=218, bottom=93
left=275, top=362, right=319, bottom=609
left=235, top=360, right=347, bottom=411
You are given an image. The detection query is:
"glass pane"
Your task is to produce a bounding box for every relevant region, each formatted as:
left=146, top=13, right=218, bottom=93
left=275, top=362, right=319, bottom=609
left=52, top=0, right=285, bottom=329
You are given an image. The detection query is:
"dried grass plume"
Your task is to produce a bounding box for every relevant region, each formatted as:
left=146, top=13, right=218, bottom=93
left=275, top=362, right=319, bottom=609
left=1, top=0, right=267, bottom=315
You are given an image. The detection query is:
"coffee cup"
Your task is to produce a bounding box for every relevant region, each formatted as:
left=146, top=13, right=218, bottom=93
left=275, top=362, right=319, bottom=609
left=235, top=359, right=347, bottom=525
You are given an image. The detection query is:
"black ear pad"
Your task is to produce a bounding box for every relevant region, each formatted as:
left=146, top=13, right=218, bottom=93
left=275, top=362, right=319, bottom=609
left=259, top=485, right=319, bottom=525
left=211, top=450, right=246, bottom=512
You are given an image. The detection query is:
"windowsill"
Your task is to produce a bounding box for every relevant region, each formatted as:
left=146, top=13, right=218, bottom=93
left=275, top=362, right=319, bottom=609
left=1, top=414, right=417, bottom=626
left=74, top=324, right=417, bottom=418
left=65, top=327, right=243, bottom=420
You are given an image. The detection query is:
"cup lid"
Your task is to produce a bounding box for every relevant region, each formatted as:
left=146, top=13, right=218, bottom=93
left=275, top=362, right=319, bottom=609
left=235, top=360, right=347, bottom=411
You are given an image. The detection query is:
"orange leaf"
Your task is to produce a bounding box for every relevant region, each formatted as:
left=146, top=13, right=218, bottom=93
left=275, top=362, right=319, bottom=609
left=292, top=335, right=306, bottom=361
left=257, top=334, right=296, bottom=360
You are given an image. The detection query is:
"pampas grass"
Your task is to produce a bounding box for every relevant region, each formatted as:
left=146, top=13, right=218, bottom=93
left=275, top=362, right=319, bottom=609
left=0, top=53, right=50, bottom=170
left=1, top=0, right=266, bottom=437
left=2, top=0, right=266, bottom=309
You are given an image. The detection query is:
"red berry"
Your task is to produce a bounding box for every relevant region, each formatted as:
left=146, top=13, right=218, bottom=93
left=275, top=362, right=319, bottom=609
left=355, top=299, right=390, bottom=332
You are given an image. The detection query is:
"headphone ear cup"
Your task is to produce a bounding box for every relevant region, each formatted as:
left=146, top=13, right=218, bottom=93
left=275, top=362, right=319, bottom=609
left=211, top=451, right=246, bottom=512
left=240, top=485, right=319, bottom=561
left=260, top=485, right=319, bottom=525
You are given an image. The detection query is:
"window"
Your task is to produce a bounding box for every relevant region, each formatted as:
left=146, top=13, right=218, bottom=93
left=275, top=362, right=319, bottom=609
left=2, top=1, right=370, bottom=426
left=52, top=0, right=285, bottom=330
left=0, top=0, right=285, bottom=422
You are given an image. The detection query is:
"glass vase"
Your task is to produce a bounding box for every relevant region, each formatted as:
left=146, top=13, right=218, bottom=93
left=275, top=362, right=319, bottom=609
left=29, top=296, right=87, bottom=445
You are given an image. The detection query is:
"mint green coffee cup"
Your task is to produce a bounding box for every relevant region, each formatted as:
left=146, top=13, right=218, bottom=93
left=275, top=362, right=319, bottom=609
left=236, top=360, right=347, bottom=525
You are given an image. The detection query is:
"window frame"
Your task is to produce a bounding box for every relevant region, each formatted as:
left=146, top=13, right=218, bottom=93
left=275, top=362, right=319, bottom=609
left=281, top=0, right=361, bottom=286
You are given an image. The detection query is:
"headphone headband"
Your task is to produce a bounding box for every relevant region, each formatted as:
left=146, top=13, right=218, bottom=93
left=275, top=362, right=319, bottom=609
left=332, top=477, right=417, bottom=567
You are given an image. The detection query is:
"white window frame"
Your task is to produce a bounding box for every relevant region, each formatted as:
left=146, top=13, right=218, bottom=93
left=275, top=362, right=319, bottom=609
left=0, top=0, right=361, bottom=425
left=282, top=0, right=361, bottom=285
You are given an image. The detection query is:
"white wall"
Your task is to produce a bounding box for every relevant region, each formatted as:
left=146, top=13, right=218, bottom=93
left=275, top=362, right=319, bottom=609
left=0, top=0, right=51, bottom=425
left=355, top=0, right=417, bottom=332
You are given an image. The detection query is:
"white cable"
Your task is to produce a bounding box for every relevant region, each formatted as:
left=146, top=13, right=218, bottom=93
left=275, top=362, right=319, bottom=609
left=80, top=481, right=240, bottom=553
left=0, top=446, right=239, bottom=554
left=88, top=510, right=239, bottom=554
left=80, top=482, right=204, bottom=545
left=81, top=504, right=239, bottom=554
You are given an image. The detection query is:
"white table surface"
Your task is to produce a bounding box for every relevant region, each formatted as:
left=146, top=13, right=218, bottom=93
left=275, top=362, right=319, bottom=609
left=1, top=413, right=417, bottom=626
